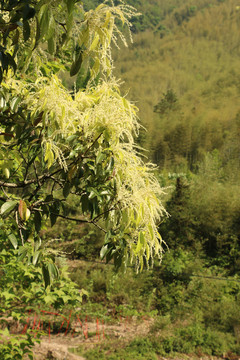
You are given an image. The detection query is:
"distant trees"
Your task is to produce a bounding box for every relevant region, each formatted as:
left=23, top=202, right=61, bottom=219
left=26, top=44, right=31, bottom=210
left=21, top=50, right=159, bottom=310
left=154, top=89, right=179, bottom=115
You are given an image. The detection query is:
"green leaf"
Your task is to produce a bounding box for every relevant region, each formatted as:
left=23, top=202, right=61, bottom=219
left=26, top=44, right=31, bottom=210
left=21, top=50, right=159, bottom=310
left=18, top=247, right=27, bottom=261
left=45, top=12, right=55, bottom=40
left=100, top=244, right=109, bottom=260
left=145, top=243, right=150, bottom=260
left=39, top=4, right=49, bottom=35
left=1, top=200, right=18, bottom=216
left=8, top=233, right=18, bottom=249
left=10, top=96, right=21, bottom=112
left=48, top=36, right=56, bottom=55
left=70, top=52, right=83, bottom=76
left=18, top=199, right=29, bottom=221
left=63, top=182, right=71, bottom=198
left=50, top=212, right=57, bottom=227
left=62, top=295, right=71, bottom=303
left=96, top=152, right=105, bottom=164
left=23, top=20, right=30, bottom=42
left=81, top=194, right=89, bottom=213
left=66, top=11, right=74, bottom=35
left=48, top=262, right=59, bottom=279
left=32, top=250, right=41, bottom=265
left=89, top=33, right=100, bottom=51
left=89, top=189, right=97, bottom=200
left=23, top=4, right=36, bottom=21
left=34, top=16, right=41, bottom=48
left=34, top=238, right=42, bottom=251
left=136, top=231, right=145, bottom=253
left=2, top=290, right=15, bottom=300
left=12, top=28, right=20, bottom=45
left=1, top=328, right=9, bottom=336
left=0, top=96, right=6, bottom=109
left=34, top=211, right=42, bottom=233
left=148, top=224, right=154, bottom=239
left=44, top=295, right=54, bottom=305
left=6, top=53, right=17, bottom=73
left=106, top=249, right=113, bottom=263
left=42, top=264, right=50, bottom=288
left=114, top=252, right=122, bottom=270
left=107, top=157, right=114, bottom=172
left=67, top=0, right=75, bottom=14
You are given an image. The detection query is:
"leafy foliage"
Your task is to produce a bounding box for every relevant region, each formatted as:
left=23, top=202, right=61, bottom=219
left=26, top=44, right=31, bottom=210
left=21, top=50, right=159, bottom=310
left=0, top=329, right=38, bottom=360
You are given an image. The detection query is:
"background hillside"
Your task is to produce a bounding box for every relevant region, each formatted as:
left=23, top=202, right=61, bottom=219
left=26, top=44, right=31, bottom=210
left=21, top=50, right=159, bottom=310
left=113, top=0, right=240, bottom=172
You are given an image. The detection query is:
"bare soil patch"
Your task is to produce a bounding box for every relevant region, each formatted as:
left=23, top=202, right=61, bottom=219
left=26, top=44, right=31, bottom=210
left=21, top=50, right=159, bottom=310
left=32, top=317, right=153, bottom=359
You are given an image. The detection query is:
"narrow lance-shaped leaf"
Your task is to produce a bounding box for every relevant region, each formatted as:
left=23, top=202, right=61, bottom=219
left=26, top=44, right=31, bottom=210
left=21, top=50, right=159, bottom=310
left=100, top=244, right=109, bottom=260
left=34, top=211, right=41, bottom=233
left=8, top=234, right=18, bottom=249
left=67, top=0, right=75, bottom=14
left=32, top=250, right=41, bottom=265
left=42, top=264, right=50, bottom=288
left=23, top=20, right=30, bottom=42
left=63, top=182, right=71, bottom=198
left=70, top=52, right=83, bottom=77
left=18, top=247, right=27, bottom=261
left=48, top=262, right=59, bottom=279
left=1, top=200, right=18, bottom=216
left=136, top=231, right=145, bottom=253
left=48, top=36, right=56, bottom=55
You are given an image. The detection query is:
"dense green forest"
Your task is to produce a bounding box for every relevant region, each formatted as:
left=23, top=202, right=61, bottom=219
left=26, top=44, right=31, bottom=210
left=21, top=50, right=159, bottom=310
left=68, top=0, right=240, bottom=358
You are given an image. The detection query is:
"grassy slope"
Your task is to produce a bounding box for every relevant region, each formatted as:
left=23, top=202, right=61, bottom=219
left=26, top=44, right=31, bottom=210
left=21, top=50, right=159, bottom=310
left=113, top=0, right=240, bottom=170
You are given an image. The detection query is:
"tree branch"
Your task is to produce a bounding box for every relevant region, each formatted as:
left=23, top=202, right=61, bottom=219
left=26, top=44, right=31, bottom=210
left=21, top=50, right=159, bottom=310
left=0, top=167, right=63, bottom=188
left=83, top=133, right=103, bottom=157
left=51, top=212, right=90, bottom=223
left=50, top=212, right=107, bottom=233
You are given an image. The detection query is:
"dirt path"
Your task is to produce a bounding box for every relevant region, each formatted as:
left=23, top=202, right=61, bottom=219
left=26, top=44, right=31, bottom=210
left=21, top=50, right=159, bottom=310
left=34, top=336, right=85, bottom=360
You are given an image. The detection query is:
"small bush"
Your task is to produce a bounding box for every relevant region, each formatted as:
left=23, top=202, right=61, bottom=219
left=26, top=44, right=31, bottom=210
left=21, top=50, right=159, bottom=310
left=150, top=315, right=171, bottom=333
left=73, top=338, right=160, bottom=360
left=158, top=323, right=237, bottom=356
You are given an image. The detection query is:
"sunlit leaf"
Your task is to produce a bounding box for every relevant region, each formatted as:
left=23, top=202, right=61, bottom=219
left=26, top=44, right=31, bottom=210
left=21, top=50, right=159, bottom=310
left=1, top=200, right=18, bottom=216
left=32, top=250, right=41, bottom=265
left=8, top=234, right=18, bottom=249
left=18, top=200, right=30, bottom=221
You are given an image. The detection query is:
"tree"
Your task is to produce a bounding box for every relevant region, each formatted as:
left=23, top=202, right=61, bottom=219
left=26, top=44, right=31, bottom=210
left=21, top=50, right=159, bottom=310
left=0, top=0, right=165, bottom=357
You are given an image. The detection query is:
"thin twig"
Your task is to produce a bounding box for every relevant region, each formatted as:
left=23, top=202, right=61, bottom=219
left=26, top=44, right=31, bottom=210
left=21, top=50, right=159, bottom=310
left=1, top=186, right=10, bottom=200
left=91, top=221, right=107, bottom=233
left=33, top=161, right=41, bottom=187
left=92, top=206, right=117, bottom=222
left=51, top=212, right=90, bottom=223
left=83, top=133, right=103, bottom=157
left=15, top=211, right=24, bottom=246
